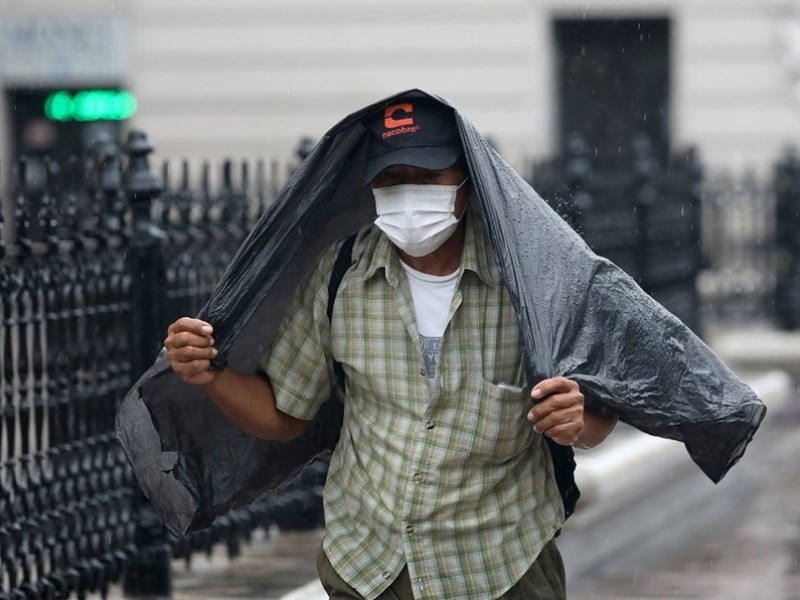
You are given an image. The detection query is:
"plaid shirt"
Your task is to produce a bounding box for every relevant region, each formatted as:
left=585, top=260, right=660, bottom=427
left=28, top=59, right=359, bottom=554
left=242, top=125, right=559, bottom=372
left=264, top=211, right=564, bottom=599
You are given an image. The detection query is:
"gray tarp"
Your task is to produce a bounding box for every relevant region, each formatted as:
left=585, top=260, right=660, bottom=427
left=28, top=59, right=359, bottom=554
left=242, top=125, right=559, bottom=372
left=116, top=89, right=766, bottom=536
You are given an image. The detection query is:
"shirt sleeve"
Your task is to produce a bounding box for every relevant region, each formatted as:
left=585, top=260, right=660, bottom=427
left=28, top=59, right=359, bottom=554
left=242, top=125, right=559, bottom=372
left=259, top=241, right=342, bottom=421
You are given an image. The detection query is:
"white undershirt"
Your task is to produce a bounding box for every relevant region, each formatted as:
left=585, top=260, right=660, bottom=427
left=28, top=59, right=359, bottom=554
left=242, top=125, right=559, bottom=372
left=399, top=260, right=459, bottom=381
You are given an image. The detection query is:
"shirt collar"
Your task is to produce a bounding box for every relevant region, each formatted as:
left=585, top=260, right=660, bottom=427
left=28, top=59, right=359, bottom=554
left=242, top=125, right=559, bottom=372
left=364, top=204, right=502, bottom=289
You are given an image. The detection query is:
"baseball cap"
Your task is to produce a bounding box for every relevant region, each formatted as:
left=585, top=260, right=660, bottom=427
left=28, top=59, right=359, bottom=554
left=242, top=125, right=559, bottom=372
left=362, top=98, right=462, bottom=185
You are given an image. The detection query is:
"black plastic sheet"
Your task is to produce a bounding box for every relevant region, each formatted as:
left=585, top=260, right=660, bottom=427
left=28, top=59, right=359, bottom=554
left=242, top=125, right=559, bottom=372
left=116, top=89, right=766, bottom=536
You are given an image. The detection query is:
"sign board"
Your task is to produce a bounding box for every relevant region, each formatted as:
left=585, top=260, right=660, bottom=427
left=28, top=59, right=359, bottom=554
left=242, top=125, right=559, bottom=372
left=0, top=14, right=130, bottom=82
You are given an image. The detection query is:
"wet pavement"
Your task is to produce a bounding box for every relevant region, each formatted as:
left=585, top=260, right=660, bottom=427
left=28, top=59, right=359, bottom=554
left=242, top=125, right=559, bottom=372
left=569, top=479, right=800, bottom=599
left=569, top=420, right=800, bottom=600
left=104, top=426, right=800, bottom=600
left=107, top=527, right=324, bottom=600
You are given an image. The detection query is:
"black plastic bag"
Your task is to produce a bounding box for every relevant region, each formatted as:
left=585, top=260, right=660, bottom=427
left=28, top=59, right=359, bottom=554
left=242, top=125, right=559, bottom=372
left=116, top=89, right=766, bottom=536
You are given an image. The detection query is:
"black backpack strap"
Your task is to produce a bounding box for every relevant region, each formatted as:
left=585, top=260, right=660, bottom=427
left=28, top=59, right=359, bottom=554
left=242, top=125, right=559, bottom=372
left=327, top=234, right=357, bottom=384
left=545, top=438, right=580, bottom=521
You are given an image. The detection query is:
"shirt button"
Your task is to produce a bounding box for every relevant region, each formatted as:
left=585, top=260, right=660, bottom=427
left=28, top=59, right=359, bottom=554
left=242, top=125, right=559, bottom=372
left=381, top=570, right=390, bottom=579
left=405, top=524, right=415, bottom=534
left=413, top=472, right=422, bottom=483
left=419, top=368, right=425, bottom=376
left=425, top=421, right=435, bottom=430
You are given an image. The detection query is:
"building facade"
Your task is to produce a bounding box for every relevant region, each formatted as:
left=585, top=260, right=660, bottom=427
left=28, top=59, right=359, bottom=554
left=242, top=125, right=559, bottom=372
left=1, top=0, right=800, bottom=187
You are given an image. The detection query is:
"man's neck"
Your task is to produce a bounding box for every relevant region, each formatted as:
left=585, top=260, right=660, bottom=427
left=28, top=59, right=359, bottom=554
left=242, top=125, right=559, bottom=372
left=397, top=222, right=466, bottom=276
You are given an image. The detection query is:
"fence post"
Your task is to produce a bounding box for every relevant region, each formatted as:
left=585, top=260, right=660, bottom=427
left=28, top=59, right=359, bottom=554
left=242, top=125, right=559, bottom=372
left=631, top=133, right=659, bottom=291
left=774, top=146, right=800, bottom=330
left=120, top=130, right=172, bottom=598
left=563, top=133, right=593, bottom=235
left=680, top=146, right=704, bottom=334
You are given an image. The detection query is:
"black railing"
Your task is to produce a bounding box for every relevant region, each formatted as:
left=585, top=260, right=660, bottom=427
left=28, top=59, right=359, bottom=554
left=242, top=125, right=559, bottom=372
left=1, top=149, right=140, bottom=600
left=774, top=147, right=800, bottom=330
left=700, top=170, right=777, bottom=326
left=0, top=131, right=324, bottom=600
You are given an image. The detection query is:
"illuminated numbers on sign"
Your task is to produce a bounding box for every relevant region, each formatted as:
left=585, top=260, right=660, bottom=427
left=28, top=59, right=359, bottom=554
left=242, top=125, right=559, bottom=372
left=44, top=90, right=137, bottom=122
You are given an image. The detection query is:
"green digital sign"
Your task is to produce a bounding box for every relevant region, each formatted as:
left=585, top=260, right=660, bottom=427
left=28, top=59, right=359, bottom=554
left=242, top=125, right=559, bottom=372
left=44, top=89, right=137, bottom=122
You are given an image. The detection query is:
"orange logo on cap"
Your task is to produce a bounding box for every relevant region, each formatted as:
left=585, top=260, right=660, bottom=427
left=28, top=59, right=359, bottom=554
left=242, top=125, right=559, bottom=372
left=382, top=102, right=420, bottom=139
left=384, top=103, right=414, bottom=129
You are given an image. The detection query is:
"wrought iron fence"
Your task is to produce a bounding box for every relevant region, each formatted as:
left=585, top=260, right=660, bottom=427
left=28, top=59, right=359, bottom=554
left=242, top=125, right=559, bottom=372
left=698, top=170, right=778, bottom=327
left=0, top=131, right=324, bottom=600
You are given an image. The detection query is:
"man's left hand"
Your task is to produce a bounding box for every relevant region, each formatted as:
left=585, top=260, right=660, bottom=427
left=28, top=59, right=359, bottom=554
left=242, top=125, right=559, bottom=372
left=527, top=377, right=585, bottom=447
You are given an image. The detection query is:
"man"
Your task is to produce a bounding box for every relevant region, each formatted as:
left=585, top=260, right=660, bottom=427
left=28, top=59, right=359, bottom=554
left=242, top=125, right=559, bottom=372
left=165, top=98, right=618, bottom=599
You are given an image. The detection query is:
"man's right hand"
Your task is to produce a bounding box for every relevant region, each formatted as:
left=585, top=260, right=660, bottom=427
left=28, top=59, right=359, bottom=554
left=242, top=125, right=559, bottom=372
left=165, top=317, right=218, bottom=386
left=164, top=318, right=307, bottom=441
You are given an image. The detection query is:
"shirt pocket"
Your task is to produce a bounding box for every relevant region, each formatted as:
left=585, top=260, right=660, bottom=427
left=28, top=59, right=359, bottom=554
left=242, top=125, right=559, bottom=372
left=467, top=377, right=533, bottom=462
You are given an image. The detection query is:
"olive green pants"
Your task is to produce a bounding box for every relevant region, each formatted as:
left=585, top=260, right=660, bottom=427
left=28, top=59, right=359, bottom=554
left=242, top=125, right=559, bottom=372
left=316, top=538, right=567, bottom=599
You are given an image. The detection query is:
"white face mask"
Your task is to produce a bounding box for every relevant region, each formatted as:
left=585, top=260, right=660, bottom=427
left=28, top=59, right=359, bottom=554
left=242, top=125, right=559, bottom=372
left=372, top=177, right=469, bottom=257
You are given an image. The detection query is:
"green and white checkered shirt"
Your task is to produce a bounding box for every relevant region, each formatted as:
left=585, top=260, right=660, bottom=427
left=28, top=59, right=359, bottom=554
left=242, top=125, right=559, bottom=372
left=263, top=210, right=564, bottom=600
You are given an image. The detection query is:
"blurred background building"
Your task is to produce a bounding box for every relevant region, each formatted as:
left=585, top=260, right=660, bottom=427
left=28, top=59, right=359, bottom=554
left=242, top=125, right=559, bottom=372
left=2, top=0, right=800, bottom=181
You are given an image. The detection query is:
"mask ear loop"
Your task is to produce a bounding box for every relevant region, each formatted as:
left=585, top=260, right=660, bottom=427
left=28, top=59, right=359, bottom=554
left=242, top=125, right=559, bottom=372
left=454, top=176, right=471, bottom=221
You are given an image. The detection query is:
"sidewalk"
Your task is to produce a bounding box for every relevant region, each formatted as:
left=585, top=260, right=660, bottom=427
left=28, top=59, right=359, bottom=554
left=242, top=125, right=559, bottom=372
left=107, top=528, right=324, bottom=600
left=569, top=415, right=800, bottom=599
left=706, top=323, right=800, bottom=379
left=560, top=367, right=799, bottom=587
